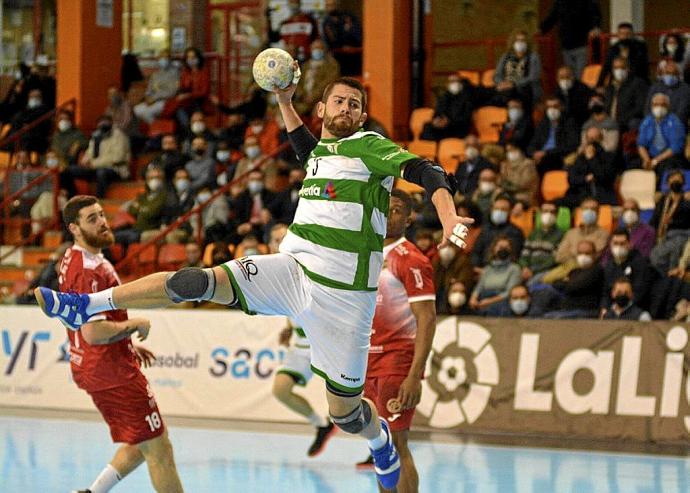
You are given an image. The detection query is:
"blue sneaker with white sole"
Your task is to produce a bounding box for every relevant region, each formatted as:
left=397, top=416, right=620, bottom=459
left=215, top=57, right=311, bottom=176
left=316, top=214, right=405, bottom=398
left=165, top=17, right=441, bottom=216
left=370, top=418, right=400, bottom=490
left=34, top=287, right=92, bottom=330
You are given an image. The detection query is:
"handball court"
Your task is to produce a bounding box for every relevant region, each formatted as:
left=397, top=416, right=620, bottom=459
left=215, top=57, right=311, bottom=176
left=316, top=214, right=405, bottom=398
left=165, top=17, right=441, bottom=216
left=1, top=408, right=689, bottom=492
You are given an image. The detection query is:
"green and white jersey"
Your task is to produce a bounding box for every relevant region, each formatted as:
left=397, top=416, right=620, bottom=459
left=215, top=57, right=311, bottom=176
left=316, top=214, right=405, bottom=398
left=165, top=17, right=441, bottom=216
left=279, top=130, right=417, bottom=291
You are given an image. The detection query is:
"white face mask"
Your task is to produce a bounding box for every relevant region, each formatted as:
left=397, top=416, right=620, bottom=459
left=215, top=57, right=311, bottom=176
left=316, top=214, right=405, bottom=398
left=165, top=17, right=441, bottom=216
left=191, top=121, right=206, bottom=134
left=57, top=120, right=71, bottom=132
left=28, top=97, right=42, bottom=109
left=438, top=246, right=456, bottom=264
left=175, top=179, right=190, bottom=193
left=448, top=292, right=466, bottom=308
left=546, top=108, right=561, bottom=121
left=611, top=245, right=629, bottom=259
left=576, top=254, right=594, bottom=268
left=507, top=150, right=521, bottom=162
left=540, top=211, right=556, bottom=227
left=158, top=58, right=170, bottom=69
left=510, top=299, right=529, bottom=315
left=46, top=157, right=59, bottom=169
left=558, top=79, right=573, bottom=92
left=448, top=82, right=462, bottom=95
left=508, top=107, right=523, bottom=122
left=245, top=146, right=260, bottom=159
left=197, top=192, right=211, bottom=203
left=464, top=146, right=479, bottom=160
left=666, top=43, right=678, bottom=54
left=248, top=180, right=263, bottom=195
left=514, top=41, right=527, bottom=54
left=613, top=68, right=628, bottom=82
left=311, top=49, right=325, bottom=61
left=581, top=208, right=597, bottom=226
left=251, top=124, right=264, bottom=135
left=652, top=105, right=668, bottom=119
left=479, top=181, right=495, bottom=194
left=216, top=150, right=230, bottom=162
left=491, top=209, right=508, bottom=225
left=622, top=210, right=638, bottom=226
left=147, top=178, right=163, bottom=192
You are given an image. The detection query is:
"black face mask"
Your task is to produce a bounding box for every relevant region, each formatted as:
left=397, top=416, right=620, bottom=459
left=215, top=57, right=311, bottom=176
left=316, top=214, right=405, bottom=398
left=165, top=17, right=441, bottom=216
left=496, top=249, right=511, bottom=261
left=590, top=103, right=605, bottom=114
left=193, top=148, right=206, bottom=157
left=291, top=181, right=303, bottom=190
left=98, top=123, right=112, bottom=133
left=670, top=181, right=684, bottom=193
left=614, top=294, right=631, bottom=307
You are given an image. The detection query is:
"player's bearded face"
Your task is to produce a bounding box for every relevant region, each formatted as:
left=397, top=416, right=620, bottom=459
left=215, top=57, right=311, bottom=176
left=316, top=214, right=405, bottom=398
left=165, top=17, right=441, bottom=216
left=79, top=223, right=115, bottom=248
left=323, top=109, right=361, bottom=137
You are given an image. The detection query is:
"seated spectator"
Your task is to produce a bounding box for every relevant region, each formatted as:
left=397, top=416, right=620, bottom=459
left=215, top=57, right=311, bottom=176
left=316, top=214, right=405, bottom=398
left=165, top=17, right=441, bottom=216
left=114, top=165, right=167, bottom=250
left=470, top=167, right=502, bottom=221
left=105, top=85, right=137, bottom=137
left=133, top=49, right=180, bottom=124
left=668, top=239, right=690, bottom=281
left=293, top=38, right=341, bottom=116
left=519, top=201, right=564, bottom=283
left=322, top=0, right=363, bottom=75
left=277, top=0, right=319, bottom=61
left=555, top=65, right=594, bottom=126
left=499, top=98, right=534, bottom=151
left=182, top=242, right=203, bottom=268
left=602, top=277, right=652, bottom=321
left=0, top=64, right=30, bottom=126
left=266, top=167, right=305, bottom=225
left=6, top=88, right=51, bottom=153
left=432, top=243, right=474, bottom=314
left=233, top=135, right=277, bottom=184
left=445, top=280, right=472, bottom=316
left=62, top=114, right=131, bottom=198
left=650, top=170, right=690, bottom=273
left=495, top=284, right=548, bottom=318
left=637, top=93, right=687, bottom=178
left=185, top=136, right=217, bottom=193
left=603, top=57, right=648, bottom=132
left=471, top=195, right=525, bottom=267
left=493, top=30, right=542, bottom=108
left=580, top=94, right=620, bottom=153
left=660, top=32, right=689, bottom=78
left=555, top=197, right=610, bottom=263
left=544, top=239, right=604, bottom=319
left=421, top=73, right=474, bottom=140
left=598, top=22, right=650, bottom=85
left=182, top=111, right=218, bottom=155
left=51, top=109, right=88, bottom=166
left=499, top=143, right=538, bottom=206
left=611, top=198, right=656, bottom=259
left=236, top=233, right=265, bottom=257
left=193, top=186, right=230, bottom=244
left=527, top=97, right=579, bottom=174
left=646, top=61, right=690, bottom=125
left=150, top=134, right=189, bottom=182
left=170, top=47, right=210, bottom=127
left=560, top=127, right=618, bottom=207
left=454, top=134, right=494, bottom=198
left=229, top=169, right=275, bottom=244
left=244, top=116, right=280, bottom=157
left=600, top=229, right=653, bottom=312
left=161, top=168, right=196, bottom=244
left=469, top=236, right=521, bottom=316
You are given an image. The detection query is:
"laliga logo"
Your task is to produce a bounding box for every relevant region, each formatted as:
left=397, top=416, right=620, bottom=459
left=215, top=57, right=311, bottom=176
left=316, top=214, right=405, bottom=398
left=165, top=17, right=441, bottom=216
left=417, top=319, right=499, bottom=427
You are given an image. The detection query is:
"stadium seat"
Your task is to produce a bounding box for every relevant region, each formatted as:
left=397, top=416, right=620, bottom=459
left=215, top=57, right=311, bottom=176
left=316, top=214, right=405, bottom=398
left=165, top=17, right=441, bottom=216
left=105, top=181, right=146, bottom=200
left=457, top=70, right=480, bottom=86
left=660, top=169, right=690, bottom=193
left=407, top=139, right=437, bottom=160
left=619, top=169, right=656, bottom=210
left=472, top=106, right=507, bottom=144
left=0, top=151, right=11, bottom=168
left=574, top=204, right=614, bottom=232
left=109, top=210, right=136, bottom=230
left=481, top=69, right=496, bottom=87
left=74, top=179, right=93, bottom=195
left=541, top=170, right=569, bottom=201
left=158, top=243, right=187, bottom=270
left=148, top=118, right=176, bottom=137
left=409, top=107, right=434, bottom=140
left=510, top=208, right=535, bottom=237
left=581, top=64, right=602, bottom=89
left=129, top=243, right=158, bottom=275
left=437, top=138, right=465, bottom=173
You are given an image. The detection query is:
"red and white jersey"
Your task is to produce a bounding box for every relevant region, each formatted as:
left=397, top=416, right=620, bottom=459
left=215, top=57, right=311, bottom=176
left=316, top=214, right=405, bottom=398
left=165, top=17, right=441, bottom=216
left=368, top=238, right=435, bottom=377
left=59, top=245, right=139, bottom=392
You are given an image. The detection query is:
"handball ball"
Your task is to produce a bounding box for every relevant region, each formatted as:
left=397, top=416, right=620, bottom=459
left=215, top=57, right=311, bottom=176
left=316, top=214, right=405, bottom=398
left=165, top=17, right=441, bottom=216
left=252, top=48, right=296, bottom=91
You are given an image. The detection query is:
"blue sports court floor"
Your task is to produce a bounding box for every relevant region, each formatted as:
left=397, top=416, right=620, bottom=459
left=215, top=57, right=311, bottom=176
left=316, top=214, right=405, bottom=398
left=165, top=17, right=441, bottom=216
left=1, top=413, right=689, bottom=492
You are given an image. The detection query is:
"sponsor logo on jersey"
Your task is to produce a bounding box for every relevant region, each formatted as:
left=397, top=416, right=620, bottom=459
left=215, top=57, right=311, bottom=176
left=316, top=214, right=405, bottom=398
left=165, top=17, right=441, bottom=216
left=321, top=181, right=337, bottom=199
left=299, top=184, right=322, bottom=198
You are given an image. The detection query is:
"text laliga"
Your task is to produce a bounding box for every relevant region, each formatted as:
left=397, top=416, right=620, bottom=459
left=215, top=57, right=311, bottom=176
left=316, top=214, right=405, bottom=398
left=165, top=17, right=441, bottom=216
left=514, top=327, right=690, bottom=421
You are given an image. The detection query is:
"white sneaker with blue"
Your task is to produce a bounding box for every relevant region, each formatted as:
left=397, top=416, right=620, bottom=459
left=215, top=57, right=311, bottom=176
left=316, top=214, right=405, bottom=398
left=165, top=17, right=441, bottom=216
left=34, top=287, right=92, bottom=330
left=370, top=418, right=401, bottom=489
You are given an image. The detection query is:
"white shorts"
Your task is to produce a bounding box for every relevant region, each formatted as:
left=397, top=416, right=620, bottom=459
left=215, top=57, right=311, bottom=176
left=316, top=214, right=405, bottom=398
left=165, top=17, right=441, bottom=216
left=221, top=253, right=376, bottom=394
left=277, top=345, right=313, bottom=386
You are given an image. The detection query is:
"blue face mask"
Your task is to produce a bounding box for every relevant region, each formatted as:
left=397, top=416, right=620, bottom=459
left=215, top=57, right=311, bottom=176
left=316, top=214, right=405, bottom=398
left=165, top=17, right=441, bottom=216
left=662, top=74, right=679, bottom=86
left=491, top=209, right=508, bottom=225
left=581, top=208, right=597, bottom=226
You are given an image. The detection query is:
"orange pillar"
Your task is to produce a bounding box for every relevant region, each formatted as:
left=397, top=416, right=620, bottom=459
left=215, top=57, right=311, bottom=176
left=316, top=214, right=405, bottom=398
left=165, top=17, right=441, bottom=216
left=56, top=0, right=123, bottom=130
left=362, top=0, right=412, bottom=141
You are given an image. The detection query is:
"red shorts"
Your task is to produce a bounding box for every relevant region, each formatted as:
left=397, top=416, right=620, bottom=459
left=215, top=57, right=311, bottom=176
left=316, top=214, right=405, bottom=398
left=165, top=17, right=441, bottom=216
left=88, top=372, right=165, bottom=445
left=364, top=374, right=415, bottom=432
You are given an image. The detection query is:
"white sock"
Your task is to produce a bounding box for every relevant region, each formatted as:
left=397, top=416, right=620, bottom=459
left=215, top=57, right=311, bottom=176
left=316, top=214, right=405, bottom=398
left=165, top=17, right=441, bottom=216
left=89, top=463, right=121, bottom=493
left=368, top=428, right=387, bottom=451
left=86, top=288, right=117, bottom=315
left=307, top=412, right=329, bottom=428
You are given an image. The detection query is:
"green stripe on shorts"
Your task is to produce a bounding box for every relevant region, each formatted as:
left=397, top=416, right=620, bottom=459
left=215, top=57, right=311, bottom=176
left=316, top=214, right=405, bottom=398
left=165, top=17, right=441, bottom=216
left=220, top=263, right=256, bottom=315
left=276, top=368, right=307, bottom=386
left=311, top=364, right=364, bottom=394
left=294, top=326, right=306, bottom=338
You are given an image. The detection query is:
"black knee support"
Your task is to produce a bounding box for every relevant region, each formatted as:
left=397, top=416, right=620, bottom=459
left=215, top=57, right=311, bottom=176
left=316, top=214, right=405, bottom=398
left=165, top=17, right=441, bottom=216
left=164, top=267, right=216, bottom=303
left=330, top=400, right=372, bottom=435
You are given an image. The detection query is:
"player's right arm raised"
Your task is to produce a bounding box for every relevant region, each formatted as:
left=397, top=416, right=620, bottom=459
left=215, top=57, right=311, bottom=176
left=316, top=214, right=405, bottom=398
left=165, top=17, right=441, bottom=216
left=81, top=317, right=151, bottom=345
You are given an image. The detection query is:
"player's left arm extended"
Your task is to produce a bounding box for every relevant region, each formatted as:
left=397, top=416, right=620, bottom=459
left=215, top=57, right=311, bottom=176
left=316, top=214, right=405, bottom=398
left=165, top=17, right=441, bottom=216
left=401, top=159, right=473, bottom=248
left=398, top=300, right=436, bottom=410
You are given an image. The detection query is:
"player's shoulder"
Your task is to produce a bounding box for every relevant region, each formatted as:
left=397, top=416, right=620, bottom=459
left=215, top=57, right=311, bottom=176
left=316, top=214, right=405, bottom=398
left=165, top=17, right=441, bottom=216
left=389, top=240, right=431, bottom=266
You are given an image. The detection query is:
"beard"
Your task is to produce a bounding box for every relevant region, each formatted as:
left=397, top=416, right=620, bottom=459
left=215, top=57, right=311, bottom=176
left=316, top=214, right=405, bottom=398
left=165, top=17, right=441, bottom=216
left=323, top=112, right=360, bottom=138
left=80, top=225, right=115, bottom=249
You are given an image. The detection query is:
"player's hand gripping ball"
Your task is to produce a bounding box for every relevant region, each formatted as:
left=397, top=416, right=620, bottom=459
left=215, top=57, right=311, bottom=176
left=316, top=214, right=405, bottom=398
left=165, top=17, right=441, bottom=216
left=252, top=48, right=301, bottom=91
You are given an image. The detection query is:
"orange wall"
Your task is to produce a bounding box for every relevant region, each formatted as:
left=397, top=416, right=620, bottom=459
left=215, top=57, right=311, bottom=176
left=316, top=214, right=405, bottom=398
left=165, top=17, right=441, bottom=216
left=57, top=0, right=123, bottom=130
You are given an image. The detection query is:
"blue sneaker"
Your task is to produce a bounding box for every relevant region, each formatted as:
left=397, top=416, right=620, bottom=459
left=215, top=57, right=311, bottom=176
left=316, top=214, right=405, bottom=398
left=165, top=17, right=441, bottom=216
left=34, top=287, right=92, bottom=330
left=370, top=418, right=400, bottom=489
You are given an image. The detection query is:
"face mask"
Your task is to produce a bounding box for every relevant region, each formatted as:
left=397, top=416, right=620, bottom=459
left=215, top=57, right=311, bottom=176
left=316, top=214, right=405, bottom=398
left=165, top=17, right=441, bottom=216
left=576, top=254, right=594, bottom=268
left=245, top=146, right=260, bottom=159
left=540, top=211, right=556, bottom=227
left=244, top=248, right=260, bottom=256
left=191, top=121, right=206, bottom=134
left=110, top=94, right=123, bottom=106
left=158, top=58, right=170, bottom=69
left=614, top=294, right=631, bottom=307
left=57, top=120, right=71, bottom=132
left=652, top=105, right=668, bottom=119
left=479, top=181, right=495, bottom=194
left=546, top=108, right=561, bottom=121
left=248, top=180, right=263, bottom=194
left=14, top=70, right=22, bottom=80
left=581, top=208, right=597, bottom=226
left=291, top=180, right=303, bottom=190
left=611, top=245, right=628, bottom=259
left=495, top=248, right=511, bottom=260
left=510, top=299, right=529, bottom=315
left=448, top=292, right=466, bottom=308
left=513, top=41, right=527, bottom=54
left=613, top=68, right=628, bottom=82
left=216, top=150, right=230, bottom=162
left=175, top=179, right=190, bottom=193
left=311, top=49, right=325, bottom=61
left=622, top=210, right=638, bottom=225
left=491, top=209, right=508, bottom=225
left=662, top=74, right=679, bottom=86
left=251, top=124, right=264, bottom=135
left=98, top=123, right=112, bottom=134
left=46, top=157, right=59, bottom=169
left=187, top=57, right=199, bottom=68
left=448, top=82, right=462, bottom=95
left=464, top=147, right=479, bottom=160
left=666, top=44, right=678, bottom=54
left=438, top=246, right=456, bottom=264
left=197, top=192, right=211, bottom=203
left=28, top=97, right=42, bottom=108
left=508, top=108, right=523, bottom=122
left=670, top=181, right=684, bottom=193
left=590, top=103, right=605, bottom=114
left=193, top=148, right=206, bottom=157
left=558, top=79, right=573, bottom=92
left=147, top=178, right=163, bottom=191
left=507, top=150, right=521, bottom=162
